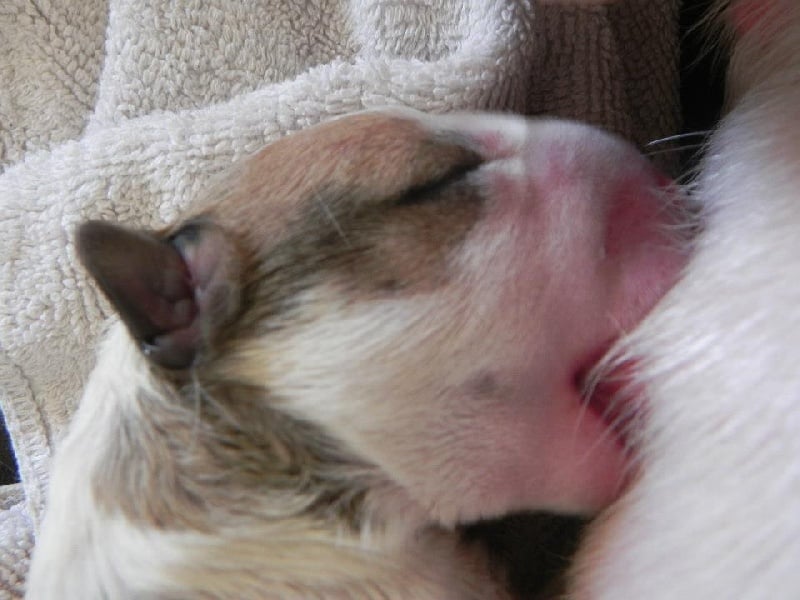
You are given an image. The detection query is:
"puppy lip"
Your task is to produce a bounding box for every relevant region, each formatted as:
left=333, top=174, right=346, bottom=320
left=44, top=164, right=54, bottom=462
left=574, top=344, right=642, bottom=451
left=588, top=362, right=642, bottom=442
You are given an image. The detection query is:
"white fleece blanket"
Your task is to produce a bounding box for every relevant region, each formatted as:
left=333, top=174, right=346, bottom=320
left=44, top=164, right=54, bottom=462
left=0, top=0, right=679, bottom=595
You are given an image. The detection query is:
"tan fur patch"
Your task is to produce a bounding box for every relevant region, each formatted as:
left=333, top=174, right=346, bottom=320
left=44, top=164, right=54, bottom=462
left=186, top=112, right=487, bottom=363
left=195, top=112, right=483, bottom=252
left=93, top=373, right=372, bottom=531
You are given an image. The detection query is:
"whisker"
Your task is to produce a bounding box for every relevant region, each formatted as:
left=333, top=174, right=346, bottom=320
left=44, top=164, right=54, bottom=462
left=572, top=340, right=621, bottom=463
left=646, top=131, right=711, bottom=147
left=674, top=168, right=703, bottom=187
left=576, top=411, right=618, bottom=468
left=187, top=367, right=242, bottom=432
left=188, top=369, right=204, bottom=449
left=571, top=386, right=593, bottom=456
left=575, top=343, right=644, bottom=469
left=577, top=375, right=642, bottom=476
left=314, top=191, right=352, bottom=248
left=645, top=142, right=707, bottom=158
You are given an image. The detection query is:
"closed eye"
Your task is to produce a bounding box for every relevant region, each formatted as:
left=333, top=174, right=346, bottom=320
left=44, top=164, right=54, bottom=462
left=394, top=160, right=483, bottom=207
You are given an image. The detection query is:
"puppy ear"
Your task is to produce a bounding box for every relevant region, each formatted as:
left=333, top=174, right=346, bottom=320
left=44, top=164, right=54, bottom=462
left=76, top=220, right=240, bottom=369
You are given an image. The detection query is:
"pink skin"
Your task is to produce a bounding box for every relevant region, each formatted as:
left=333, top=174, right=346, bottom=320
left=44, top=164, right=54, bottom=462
left=474, top=122, right=688, bottom=513
left=399, top=117, right=689, bottom=520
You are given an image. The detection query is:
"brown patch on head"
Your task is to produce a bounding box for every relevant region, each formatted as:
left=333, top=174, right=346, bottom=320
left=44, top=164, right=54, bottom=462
left=184, top=112, right=487, bottom=357
left=199, top=112, right=484, bottom=250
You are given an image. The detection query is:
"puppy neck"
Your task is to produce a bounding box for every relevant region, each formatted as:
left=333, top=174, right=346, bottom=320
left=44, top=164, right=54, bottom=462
left=79, top=323, right=448, bottom=543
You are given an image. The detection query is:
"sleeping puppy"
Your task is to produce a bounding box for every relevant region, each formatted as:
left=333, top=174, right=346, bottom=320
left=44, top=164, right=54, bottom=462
left=25, top=110, right=687, bottom=599
left=568, top=0, right=800, bottom=597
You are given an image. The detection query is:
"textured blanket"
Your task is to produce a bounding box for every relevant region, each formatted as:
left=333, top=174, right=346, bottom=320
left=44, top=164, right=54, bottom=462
left=0, top=0, right=679, bottom=595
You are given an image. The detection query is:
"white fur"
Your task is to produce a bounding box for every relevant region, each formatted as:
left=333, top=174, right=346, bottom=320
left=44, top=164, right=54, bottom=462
left=569, top=1, right=800, bottom=597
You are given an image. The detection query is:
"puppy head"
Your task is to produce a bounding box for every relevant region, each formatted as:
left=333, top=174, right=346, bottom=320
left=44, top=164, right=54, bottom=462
left=77, top=110, right=686, bottom=527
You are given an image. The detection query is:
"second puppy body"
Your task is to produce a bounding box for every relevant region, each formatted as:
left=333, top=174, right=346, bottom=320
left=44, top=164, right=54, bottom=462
left=568, top=1, right=800, bottom=597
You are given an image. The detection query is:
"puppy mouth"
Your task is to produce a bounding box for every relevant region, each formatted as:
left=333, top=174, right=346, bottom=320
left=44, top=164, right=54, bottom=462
left=572, top=169, right=687, bottom=456
left=575, top=344, right=643, bottom=458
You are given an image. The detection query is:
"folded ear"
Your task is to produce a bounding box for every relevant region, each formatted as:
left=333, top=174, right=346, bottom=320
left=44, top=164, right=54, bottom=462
left=76, top=220, right=240, bottom=369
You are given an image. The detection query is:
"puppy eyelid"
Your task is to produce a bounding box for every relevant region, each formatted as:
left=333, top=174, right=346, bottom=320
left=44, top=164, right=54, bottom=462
left=394, top=162, right=481, bottom=207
